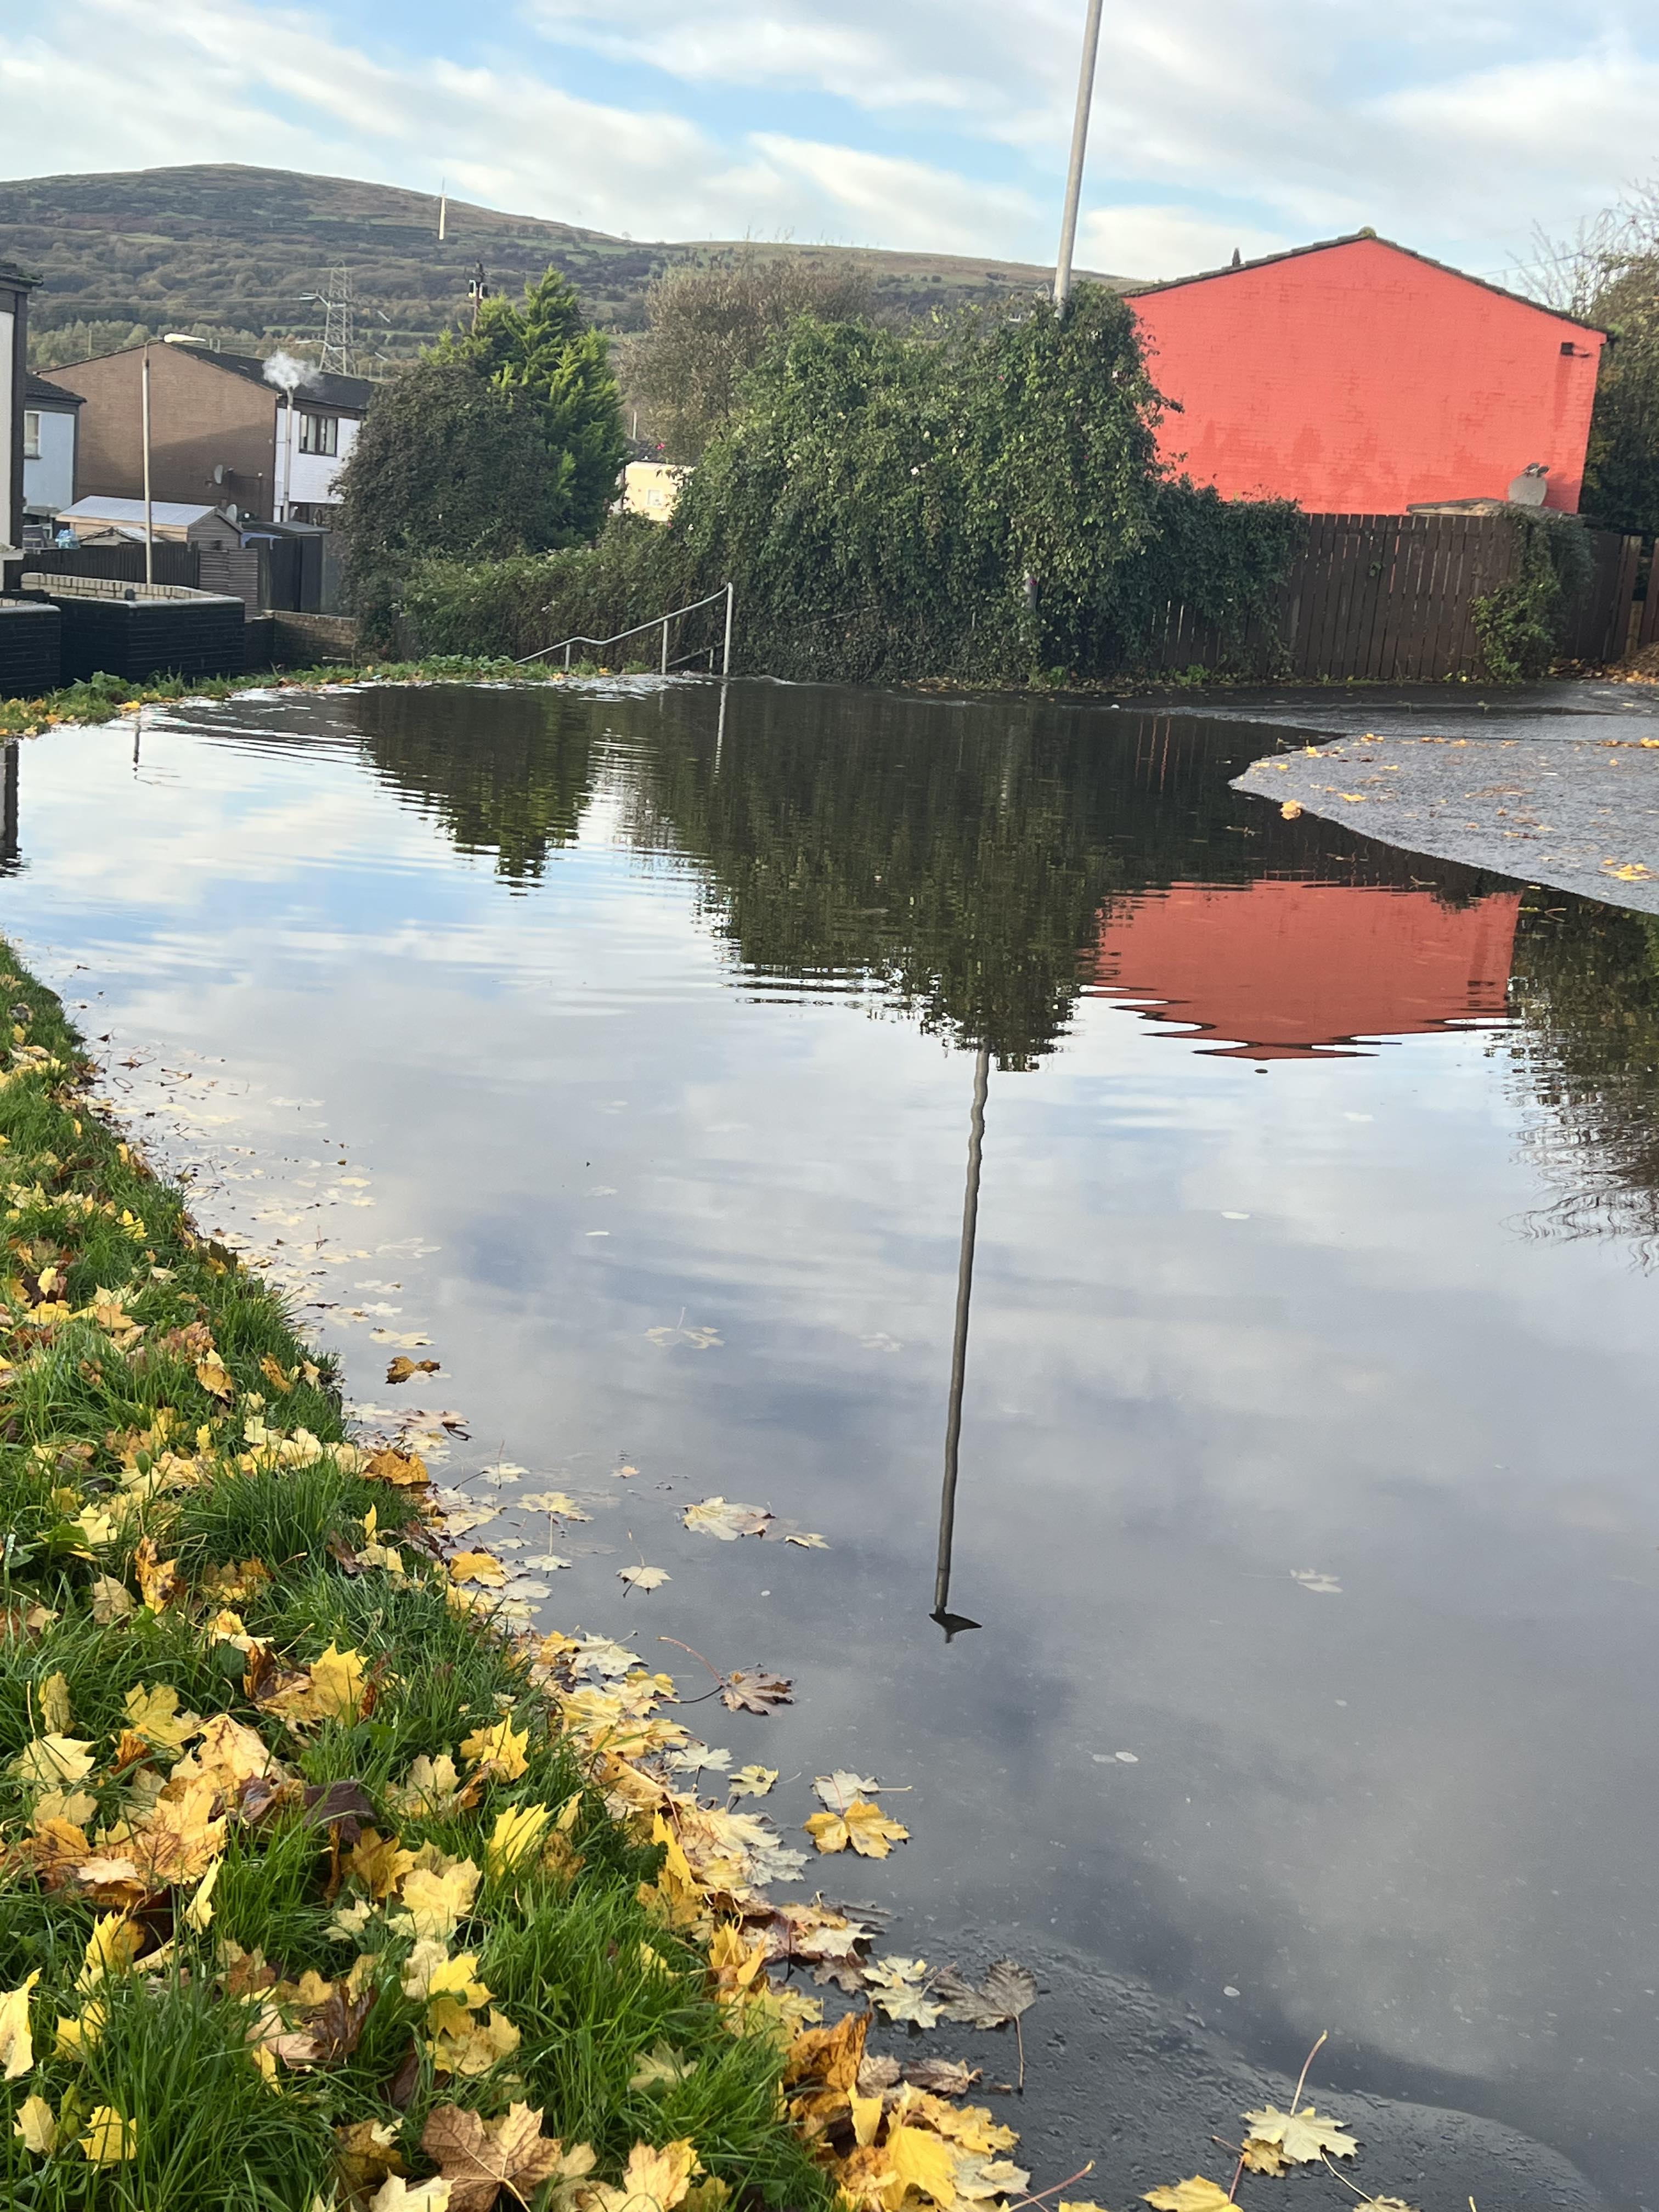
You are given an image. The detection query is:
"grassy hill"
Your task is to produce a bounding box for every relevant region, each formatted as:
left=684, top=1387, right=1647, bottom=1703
left=1, top=162, right=1124, bottom=374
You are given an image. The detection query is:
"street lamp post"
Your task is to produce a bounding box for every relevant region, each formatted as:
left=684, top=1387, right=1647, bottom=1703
left=1053, top=0, right=1105, bottom=315
left=140, top=343, right=154, bottom=588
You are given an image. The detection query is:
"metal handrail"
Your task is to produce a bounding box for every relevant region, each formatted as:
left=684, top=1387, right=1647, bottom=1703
left=515, top=582, right=735, bottom=675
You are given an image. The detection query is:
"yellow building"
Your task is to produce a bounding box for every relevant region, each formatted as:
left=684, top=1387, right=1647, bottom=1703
left=620, top=461, right=690, bottom=522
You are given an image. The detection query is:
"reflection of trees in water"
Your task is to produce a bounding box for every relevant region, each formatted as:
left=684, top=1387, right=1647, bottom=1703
left=1501, top=904, right=1659, bottom=1259
left=351, top=685, right=594, bottom=886
left=611, top=685, right=1503, bottom=1068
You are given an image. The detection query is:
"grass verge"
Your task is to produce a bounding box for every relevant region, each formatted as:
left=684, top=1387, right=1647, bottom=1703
left=0, top=946, right=876, bottom=2211
left=0, top=658, right=696, bottom=742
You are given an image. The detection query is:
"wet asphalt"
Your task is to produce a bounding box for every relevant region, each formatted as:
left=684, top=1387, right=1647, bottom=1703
left=1128, top=678, right=1659, bottom=913
left=853, top=1934, right=1609, bottom=2212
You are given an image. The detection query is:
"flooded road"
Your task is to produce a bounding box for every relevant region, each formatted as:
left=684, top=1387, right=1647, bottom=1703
left=2, top=680, right=1655, bottom=2202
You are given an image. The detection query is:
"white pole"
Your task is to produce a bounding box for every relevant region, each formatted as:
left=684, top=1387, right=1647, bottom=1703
left=279, top=393, right=294, bottom=522
left=722, top=580, right=735, bottom=677
left=140, top=343, right=154, bottom=588
left=1053, top=0, right=1105, bottom=315
left=661, top=613, right=670, bottom=674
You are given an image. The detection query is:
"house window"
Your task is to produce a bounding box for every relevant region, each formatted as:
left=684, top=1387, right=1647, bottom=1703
left=22, top=411, right=41, bottom=460
left=297, top=411, right=338, bottom=457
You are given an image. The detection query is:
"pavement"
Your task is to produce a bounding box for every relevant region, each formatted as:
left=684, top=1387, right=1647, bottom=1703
left=1194, top=681, right=1659, bottom=912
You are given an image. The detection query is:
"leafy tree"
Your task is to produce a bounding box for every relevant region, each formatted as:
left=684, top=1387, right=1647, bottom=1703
left=1580, top=260, right=1659, bottom=534
left=1528, top=189, right=1659, bottom=533
left=626, top=251, right=874, bottom=460
left=444, top=268, right=626, bottom=541
left=333, top=356, right=570, bottom=643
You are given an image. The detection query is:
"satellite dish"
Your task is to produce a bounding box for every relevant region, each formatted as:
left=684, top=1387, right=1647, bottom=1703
left=212, top=464, right=226, bottom=485
left=1508, top=462, right=1549, bottom=507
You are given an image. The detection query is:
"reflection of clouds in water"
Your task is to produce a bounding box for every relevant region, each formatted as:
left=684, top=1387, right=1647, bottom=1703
left=2, top=698, right=1655, bottom=2191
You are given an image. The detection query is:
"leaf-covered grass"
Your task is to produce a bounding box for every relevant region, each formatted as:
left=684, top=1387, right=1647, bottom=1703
left=0, top=943, right=836, bottom=2212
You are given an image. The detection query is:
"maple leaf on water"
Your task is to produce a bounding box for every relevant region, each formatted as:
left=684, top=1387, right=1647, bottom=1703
left=930, top=1959, right=1037, bottom=2032
left=1239, top=2104, right=1358, bottom=2164
left=618, top=1565, right=671, bottom=1594
left=863, top=1957, right=944, bottom=2028
left=812, top=1771, right=882, bottom=1814
left=727, top=1764, right=778, bottom=1799
left=719, top=1668, right=792, bottom=1716
left=901, top=2058, right=980, bottom=2097
left=1238, top=2138, right=1288, bottom=2175
left=682, top=1497, right=772, bottom=1542
left=1143, top=2180, right=1237, bottom=2212
left=421, top=2100, right=577, bottom=2212
left=804, top=1799, right=909, bottom=1858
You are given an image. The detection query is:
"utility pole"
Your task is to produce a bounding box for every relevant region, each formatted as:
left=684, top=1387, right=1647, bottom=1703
left=1053, top=0, right=1105, bottom=314
left=140, top=342, right=154, bottom=588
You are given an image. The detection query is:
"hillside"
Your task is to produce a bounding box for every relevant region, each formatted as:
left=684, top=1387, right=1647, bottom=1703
left=0, top=163, right=1123, bottom=373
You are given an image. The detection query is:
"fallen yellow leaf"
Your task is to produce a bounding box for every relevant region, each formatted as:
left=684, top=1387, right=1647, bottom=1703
left=12, top=2092, right=57, bottom=2153
left=0, top=1971, right=40, bottom=2079
left=460, top=1717, right=529, bottom=1781
left=78, top=2106, right=137, bottom=2164
left=804, top=1799, right=910, bottom=1858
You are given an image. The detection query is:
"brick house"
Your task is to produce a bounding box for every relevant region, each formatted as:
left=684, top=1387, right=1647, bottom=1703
left=42, top=340, right=372, bottom=523
left=1127, top=234, right=1607, bottom=514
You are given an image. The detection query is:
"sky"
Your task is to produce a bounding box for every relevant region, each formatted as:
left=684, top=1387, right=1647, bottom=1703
left=1, top=0, right=1656, bottom=280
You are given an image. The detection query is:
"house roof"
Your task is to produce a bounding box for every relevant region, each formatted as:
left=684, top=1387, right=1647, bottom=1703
left=186, top=349, right=374, bottom=411
left=25, top=372, right=83, bottom=409
left=0, top=259, right=37, bottom=291
left=40, top=342, right=374, bottom=411
left=59, top=495, right=227, bottom=530
left=1123, top=231, right=1609, bottom=336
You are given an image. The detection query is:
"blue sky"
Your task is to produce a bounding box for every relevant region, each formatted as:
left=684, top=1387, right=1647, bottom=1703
left=2, top=0, right=1656, bottom=279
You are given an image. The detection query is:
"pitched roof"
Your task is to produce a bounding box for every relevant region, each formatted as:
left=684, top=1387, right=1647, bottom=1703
left=1123, top=230, right=1609, bottom=335
left=189, top=349, right=374, bottom=410
left=39, top=341, right=375, bottom=410
left=25, top=371, right=83, bottom=407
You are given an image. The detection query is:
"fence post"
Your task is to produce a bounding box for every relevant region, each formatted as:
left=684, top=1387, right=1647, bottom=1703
left=723, top=582, right=735, bottom=678
left=563, top=641, right=572, bottom=670
left=661, top=614, right=670, bottom=675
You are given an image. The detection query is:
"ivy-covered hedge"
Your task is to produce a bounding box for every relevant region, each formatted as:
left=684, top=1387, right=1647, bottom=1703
left=1471, top=511, right=1596, bottom=681
left=394, top=286, right=1303, bottom=685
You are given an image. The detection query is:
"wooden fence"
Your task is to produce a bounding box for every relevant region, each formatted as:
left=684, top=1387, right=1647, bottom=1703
left=1131, top=511, right=1643, bottom=682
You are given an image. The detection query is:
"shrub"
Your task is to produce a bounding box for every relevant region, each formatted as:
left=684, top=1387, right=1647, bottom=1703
left=1472, top=511, right=1594, bottom=680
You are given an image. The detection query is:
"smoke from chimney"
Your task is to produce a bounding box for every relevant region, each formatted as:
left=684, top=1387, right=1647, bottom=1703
left=262, top=349, right=318, bottom=396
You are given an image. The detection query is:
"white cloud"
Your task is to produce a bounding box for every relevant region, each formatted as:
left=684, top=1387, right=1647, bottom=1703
left=1081, top=205, right=1291, bottom=282
left=749, top=137, right=1040, bottom=255
left=4, top=0, right=1659, bottom=280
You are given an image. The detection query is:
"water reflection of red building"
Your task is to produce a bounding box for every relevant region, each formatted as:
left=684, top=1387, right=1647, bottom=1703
left=1088, top=882, right=1521, bottom=1057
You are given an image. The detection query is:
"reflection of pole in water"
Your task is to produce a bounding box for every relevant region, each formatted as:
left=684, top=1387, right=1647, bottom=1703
left=714, top=679, right=727, bottom=778
left=933, top=1041, right=990, bottom=1639
left=0, top=742, right=17, bottom=872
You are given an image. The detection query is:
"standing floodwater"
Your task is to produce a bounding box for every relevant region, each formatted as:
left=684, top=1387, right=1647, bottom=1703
left=3, top=680, right=1655, bottom=2202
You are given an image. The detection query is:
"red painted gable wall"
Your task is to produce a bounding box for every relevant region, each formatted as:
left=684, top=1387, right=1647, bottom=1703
left=1129, top=238, right=1604, bottom=514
